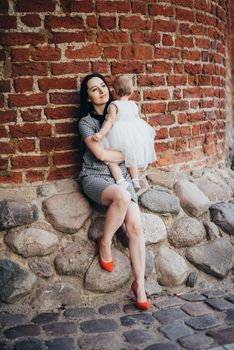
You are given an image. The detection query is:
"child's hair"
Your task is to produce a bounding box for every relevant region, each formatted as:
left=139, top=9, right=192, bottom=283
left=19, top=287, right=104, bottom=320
left=113, top=75, right=133, bottom=97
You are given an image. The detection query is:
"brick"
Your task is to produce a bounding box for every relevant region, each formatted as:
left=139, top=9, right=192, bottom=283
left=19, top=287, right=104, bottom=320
left=168, top=101, right=189, bottom=112
left=0, top=94, right=4, bottom=108
left=0, top=0, right=8, bottom=13
left=182, top=50, right=201, bottom=61
left=111, top=62, right=144, bottom=74
left=49, top=92, right=79, bottom=105
left=146, top=62, right=171, bottom=74
left=174, top=151, right=193, bottom=163
left=14, top=78, right=33, bottom=93
left=65, top=44, right=102, bottom=59
left=131, top=1, right=147, bottom=15
left=26, top=170, right=46, bottom=182
left=51, top=62, right=89, bottom=75
left=8, top=93, right=47, bottom=107
left=11, top=48, right=30, bottom=62
left=47, top=166, right=80, bottom=181
left=0, top=49, right=6, bottom=61
left=10, top=124, right=51, bottom=138
left=40, top=136, right=79, bottom=151
left=0, top=172, right=22, bottom=184
left=141, top=103, right=167, bottom=114
left=12, top=63, right=48, bottom=77
left=11, top=155, right=48, bottom=169
left=138, top=75, right=165, bottom=87
left=17, top=140, right=35, bottom=152
left=162, top=34, right=174, bottom=46
left=184, top=87, right=202, bottom=98
left=91, top=62, right=109, bottom=73
left=45, top=16, right=84, bottom=29
left=86, top=15, right=97, bottom=28
left=70, top=0, right=94, bottom=13
left=54, top=151, right=81, bottom=165
left=0, top=142, right=14, bottom=154
left=43, top=321, right=77, bottom=336
left=44, top=107, right=79, bottom=119
left=0, top=158, right=8, bottom=170
left=157, top=128, right=169, bottom=139
left=176, top=36, right=194, bottom=48
left=132, top=32, right=160, bottom=45
left=121, top=46, right=153, bottom=60
left=20, top=14, right=41, bottom=27
left=31, top=48, right=61, bottom=61
left=155, top=48, right=179, bottom=59
left=103, top=47, right=120, bottom=59
left=188, top=111, right=204, bottom=122
left=21, top=109, right=41, bottom=122
left=176, top=8, right=195, bottom=22
left=38, top=78, right=77, bottom=91
left=96, top=1, right=131, bottom=13
left=51, top=32, right=85, bottom=44
left=144, top=90, right=170, bottom=100
left=184, top=63, right=202, bottom=74
left=153, top=20, right=177, bottom=32
left=0, top=111, right=17, bottom=123
left=119, top=16, right=151, bottom=30
left=172, top=0, right=193, bottom=7
left=2, top=33, right=44, bottom=46
left=98, top=16, right=116, bottom=29
left=149, top=4, right=174, bottom=16
left=0, top=16, right=17, bottom=29
left=0, top=126, right=8, bottom=138
left=0, top=80, right=11, bottom=92
left=97, top=31, right=128, bottom=43
left=167, top=76, right=187, bottom=86
left=16, top=0, right=55, bottom=12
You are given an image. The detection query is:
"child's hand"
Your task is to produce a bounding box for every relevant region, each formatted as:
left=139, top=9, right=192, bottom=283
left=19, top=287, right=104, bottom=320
left=92, top=132, right=103, bottom=142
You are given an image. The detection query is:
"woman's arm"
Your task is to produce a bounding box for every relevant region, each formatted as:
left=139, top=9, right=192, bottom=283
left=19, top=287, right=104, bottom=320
left=84, top=136, right=124, bottom=163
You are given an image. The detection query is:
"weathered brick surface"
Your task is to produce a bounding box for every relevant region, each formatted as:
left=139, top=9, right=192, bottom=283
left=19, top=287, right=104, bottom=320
left=0, top=0, right=229, bottom=184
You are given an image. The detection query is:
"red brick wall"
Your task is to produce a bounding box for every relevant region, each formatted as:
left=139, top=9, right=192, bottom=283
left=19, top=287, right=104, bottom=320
left=0, top=0, right=229, bottom=184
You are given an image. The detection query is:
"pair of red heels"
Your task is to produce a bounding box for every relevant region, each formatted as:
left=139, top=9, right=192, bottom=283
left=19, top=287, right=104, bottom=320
left=98, top=238, right=113, bottom=272
left=131, top=281, right=151, bottom=310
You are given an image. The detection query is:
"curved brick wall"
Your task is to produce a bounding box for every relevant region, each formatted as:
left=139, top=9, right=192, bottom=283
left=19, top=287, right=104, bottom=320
left=0, top=0, right=228, bottom=184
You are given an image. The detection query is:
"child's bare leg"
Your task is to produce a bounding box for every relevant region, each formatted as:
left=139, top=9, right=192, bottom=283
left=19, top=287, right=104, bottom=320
left=128, top=166, right=141, bottom=191
left=108, top=163, right=129, bottom=190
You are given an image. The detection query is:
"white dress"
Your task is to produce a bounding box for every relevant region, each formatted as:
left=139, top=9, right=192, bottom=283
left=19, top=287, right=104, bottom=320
left=101, top=100, right=156, bottom=168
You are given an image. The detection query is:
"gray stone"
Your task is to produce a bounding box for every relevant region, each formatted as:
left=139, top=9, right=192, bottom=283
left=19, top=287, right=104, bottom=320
left=55, top=178, right=80, bottom=193
left=15, top=340, right=44, bottom=350
left=174, top=180, right=210, bottom=217
left=168, top=217, right=206, bottom=248
left=32, top=312, right=60, bottom=324
left=186, top=272, right=198, bottom=287
left=37, top=184, right=56, bottom=198
left=186, top=238, right=233, bottom=278
left=145, top=344, right=179, bottom=350
left=203, top=220, right=221, bottom=241
left=224, top=344, right=234, bottom=350
left=184, top=315, right=223, bottom=330
left=28, top=258, right=54, bottom=278
left=207, top=327, right=234, bottom=345
left=205, top=298, right=234, bottom=311
left=153, top=308, right=188, bottom=324
left=0, top=200, right=38, bottom=231
left=80, top=318, right=118, bottom=333
left=64, top=307, right=96, bottom=319
left=88, top=217, right=104, bottom=241
left=155, top=246, right=189, bottom=286
left=54, top=240, right=95, bottom=277
left=0, top=342, right=13, bottom=350
left=226, top=309, right=234, bottom=323
left=141, top=213, right=167, bottom=245
left=226, top=295, right=234, bottom=303
left=99, top=303, right=121, bottom=315
left=145, top=248, right=155, bottom=278
left=46, top=337, right=77, bottom=350
left=178, top=333, right=213, bottom=349
left=124, top=329, right=158, bottom=344
left=85, top=248, right=131, bottom=293
left=153, top=296, right=184, bottom=309
left=145, top=279, right=163, bottom=296
left=78, top=334, right=120, bottom=350
left=43, top=192, right=91, bottom=234
left=43, top=321, right=77, bottom=336
left=31, top=282, right=80, bottom=311
left=121, top=313, right=155, bottom=326
left=178, top=292, right=206, bottom=302
left=181, top=302, right=214, bottom=316
left=0, top=187, right=37, bottom=202
left=4, top=324, right=41, bottom=339
left=159, top=323, right=194, bottom=341
left=209, top=202, right=234, bottom=235
left=202, top=290, right=226, bottom=298
left=147, top=170, right=176, bottom=189
left=194, top=176, right=232, bottom=201
left=0, top=259, right=37, bottom=303
left=139, top=188, right=180, bottom=215
left=0, top=314, right=29, bottom=328
left=5, top=228, right=59, bottom=258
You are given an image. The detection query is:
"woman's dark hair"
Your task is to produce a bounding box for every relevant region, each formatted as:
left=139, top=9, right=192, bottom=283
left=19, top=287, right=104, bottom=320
left=79, top=73, right=112, bottom=117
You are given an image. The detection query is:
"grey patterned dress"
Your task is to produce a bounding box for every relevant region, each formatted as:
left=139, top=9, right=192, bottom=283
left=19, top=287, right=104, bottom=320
left=78, top=113, right=137, bottom=205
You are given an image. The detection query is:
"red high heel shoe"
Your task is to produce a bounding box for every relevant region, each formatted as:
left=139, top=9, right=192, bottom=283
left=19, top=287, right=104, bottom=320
left=131, top=281, right=151, bottom=310
left=98, top=238, right=113, bottom=272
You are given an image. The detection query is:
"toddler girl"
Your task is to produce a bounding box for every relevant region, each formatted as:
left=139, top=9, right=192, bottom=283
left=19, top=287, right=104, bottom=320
left=92, top=75, right=156, bottom=191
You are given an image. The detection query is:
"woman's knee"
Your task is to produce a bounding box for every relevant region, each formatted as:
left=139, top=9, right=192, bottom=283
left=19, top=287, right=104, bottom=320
left=113, top=188, right=131, bottom=208
left=125, top=219, right=142, bottom=237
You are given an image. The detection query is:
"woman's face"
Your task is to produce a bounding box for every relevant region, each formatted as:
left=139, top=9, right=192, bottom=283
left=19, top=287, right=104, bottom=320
left=87, top=77, right=110, bottom=109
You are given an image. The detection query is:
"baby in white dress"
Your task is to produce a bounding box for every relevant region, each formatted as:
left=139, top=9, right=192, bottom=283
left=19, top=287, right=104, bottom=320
left=92, top=75, right=156, bottom=191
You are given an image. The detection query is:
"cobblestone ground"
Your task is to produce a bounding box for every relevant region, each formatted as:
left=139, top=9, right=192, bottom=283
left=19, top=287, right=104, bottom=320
left=0, top=286, right=234, bottom=350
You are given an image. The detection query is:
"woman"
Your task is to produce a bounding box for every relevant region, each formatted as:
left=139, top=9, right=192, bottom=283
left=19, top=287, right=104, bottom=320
left=78, top=73, right=150, bottom=310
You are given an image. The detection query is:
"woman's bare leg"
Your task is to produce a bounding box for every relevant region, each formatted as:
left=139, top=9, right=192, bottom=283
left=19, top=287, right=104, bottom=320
left=99, top=185, right=131, bottom=261
left=125, top=201, right=147, bottom=302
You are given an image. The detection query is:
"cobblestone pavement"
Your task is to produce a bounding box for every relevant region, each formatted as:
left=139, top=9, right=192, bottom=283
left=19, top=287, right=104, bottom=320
left=0, top=286, right=234, bottom=350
